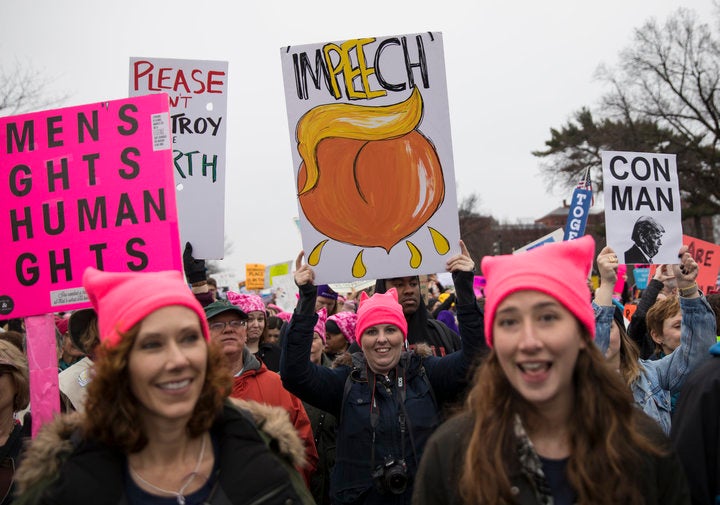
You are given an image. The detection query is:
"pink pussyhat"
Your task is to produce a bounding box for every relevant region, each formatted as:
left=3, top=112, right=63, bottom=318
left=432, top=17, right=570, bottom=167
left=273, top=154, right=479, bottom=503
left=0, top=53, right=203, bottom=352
left=355, top=288, right=408, bottom=345
left=314, top=308, right=328, bottom=344
left=82, top=267, right=210, bottom=348
left=226, top=291, right=266, bottom=314
left=481, top=235, right=596, bottom=347
left=328, top=311, right=358, bottom=344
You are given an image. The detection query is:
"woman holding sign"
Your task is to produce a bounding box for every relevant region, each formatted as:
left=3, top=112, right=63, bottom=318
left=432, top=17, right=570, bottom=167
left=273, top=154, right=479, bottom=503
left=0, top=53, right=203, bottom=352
left=14, top=268, right=312, bottom=505
left=281, top=242, right=484, bottom=505
left=593, top=244, right=716, bottom=435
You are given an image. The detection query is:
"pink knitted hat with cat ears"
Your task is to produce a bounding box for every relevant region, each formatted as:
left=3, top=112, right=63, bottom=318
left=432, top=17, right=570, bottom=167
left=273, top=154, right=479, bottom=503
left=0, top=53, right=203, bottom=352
left=355, top=288, right=408, bottom=344
left=314, top=308, right=328, bottom=344
left=82, top=267, right=209, bottom=348
left=226, top=291, right=266, bottom=314
left=481, top=235, right=596, bottom=347
left=328, top=311, right=358, bottom=344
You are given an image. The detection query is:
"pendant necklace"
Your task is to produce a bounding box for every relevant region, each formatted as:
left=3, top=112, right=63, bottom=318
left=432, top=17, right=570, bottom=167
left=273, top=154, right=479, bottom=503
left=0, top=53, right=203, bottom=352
left=129, top=433, right=207, bottom=505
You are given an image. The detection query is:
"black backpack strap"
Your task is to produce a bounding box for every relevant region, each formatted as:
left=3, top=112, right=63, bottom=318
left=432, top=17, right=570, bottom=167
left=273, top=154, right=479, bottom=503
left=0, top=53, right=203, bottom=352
left=428, top=319, right=461, bottom=354
left=339, top=370, right=355, bottom=423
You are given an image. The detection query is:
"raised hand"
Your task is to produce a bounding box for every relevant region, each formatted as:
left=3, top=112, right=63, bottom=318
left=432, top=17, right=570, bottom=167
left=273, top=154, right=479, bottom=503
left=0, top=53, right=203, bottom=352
left=294, top=250, right=316, bottom=287
left=445, top=240, right=475, bottom=273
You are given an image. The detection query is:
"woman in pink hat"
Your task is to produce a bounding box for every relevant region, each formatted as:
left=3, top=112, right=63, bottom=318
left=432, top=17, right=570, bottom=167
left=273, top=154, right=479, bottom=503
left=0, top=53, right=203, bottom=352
left=225, top=292, right=281, bottom=372
left=15, top=268, right=313, bottom=505
left=281, top=241, right=485, bottom=505
left=413, top=236, right=689, bottom=505
left=324, top=311, right=358, bottom=361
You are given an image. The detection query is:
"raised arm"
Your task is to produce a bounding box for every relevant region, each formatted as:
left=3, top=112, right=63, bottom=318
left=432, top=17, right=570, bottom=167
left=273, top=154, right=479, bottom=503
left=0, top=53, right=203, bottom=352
left=592, top=246, right=618, bottom=355
left=280, top=251, right=347, bottom=416
left=649, top=246, right=716, bottom=395
left=424, top=241, right=487, bottom=401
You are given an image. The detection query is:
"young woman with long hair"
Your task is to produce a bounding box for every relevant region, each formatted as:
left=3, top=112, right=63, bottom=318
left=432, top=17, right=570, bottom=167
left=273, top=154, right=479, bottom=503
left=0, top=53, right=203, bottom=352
left=413, top=236, right=689, bottom=505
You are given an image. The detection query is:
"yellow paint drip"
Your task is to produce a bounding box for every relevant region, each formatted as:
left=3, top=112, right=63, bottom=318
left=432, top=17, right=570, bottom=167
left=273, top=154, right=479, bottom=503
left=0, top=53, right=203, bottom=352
left=296, top=87, right=423, bottom=195
left=308, top=240, right=327, bottom=266
left=406, top=240, right=422, bottom=269
left=352, top=250, right=367, bottom=278
left=428, top=227, right=450, bottom=255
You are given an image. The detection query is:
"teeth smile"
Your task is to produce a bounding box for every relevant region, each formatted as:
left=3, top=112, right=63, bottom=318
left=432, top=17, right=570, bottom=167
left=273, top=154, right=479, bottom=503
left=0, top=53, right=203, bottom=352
left=519, top=363, right=549, bottom=372
left=159, top=379, right=190, bottom=390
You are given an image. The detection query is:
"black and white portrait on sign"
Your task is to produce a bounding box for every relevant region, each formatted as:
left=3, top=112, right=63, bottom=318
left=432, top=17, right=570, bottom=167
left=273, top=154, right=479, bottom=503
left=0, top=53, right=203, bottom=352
left=623, top=216, right=665, bottom=264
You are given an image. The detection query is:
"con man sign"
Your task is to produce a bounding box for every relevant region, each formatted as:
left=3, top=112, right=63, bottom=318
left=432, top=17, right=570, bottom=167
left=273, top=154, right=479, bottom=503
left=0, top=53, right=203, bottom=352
left=602, top=151, right=682, bottom=265
left=0, top=94, right=181, bottom=319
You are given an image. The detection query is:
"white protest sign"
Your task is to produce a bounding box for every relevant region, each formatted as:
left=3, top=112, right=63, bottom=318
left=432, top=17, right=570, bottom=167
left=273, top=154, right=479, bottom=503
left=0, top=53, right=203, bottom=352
left=280, top=32, right=461, bottom=284
left=129, top=57, right=228, bottom=259
left=513, top=229, right=565, bottom=254
left=602, top=151, right=682, bottom=264
left=270, top=273, right=300, bottom=313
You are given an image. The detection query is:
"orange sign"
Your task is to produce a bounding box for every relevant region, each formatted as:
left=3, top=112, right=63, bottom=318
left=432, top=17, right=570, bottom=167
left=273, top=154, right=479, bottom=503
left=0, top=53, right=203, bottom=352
left=245, top=263, right=266, bottom=291
left=683, top=235, right=720, bottom=294
left=624, top=303, right=637, bottom=322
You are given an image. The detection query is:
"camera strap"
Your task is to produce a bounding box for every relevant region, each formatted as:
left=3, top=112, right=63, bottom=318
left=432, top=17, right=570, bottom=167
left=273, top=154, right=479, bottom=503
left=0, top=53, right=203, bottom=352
left=367, top=366, right=419, bottom=470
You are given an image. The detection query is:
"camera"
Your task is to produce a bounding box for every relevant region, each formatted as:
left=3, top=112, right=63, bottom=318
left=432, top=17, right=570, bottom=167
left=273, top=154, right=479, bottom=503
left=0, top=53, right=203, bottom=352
left=371, top=457, right=408, bottom=495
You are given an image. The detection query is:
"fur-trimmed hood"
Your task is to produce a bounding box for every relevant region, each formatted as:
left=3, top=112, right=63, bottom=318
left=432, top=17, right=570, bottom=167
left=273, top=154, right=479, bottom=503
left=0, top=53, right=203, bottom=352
left=228, top=397, right=306, bottom=467
left=15, top=397, right=306, bottom=496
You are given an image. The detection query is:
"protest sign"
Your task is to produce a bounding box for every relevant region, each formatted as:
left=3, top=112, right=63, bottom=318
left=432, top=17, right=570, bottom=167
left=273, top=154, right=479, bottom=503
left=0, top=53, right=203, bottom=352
left=281, top=32, right=461, bottom=283
left=602, top=151, right=682, bottom=264
left=473, top=276, right=486, bottom=298
left=130, top=57, right=228, bottom=259
left=563, top=168, right=593, bottom=241
left=624, top=303, right=638, bottom=322
left=271, top=273, right=300, bottom=312
left=245, top=263, right=266, bottom=290
left=266, top=260, right=293, bottom=287
left=0, top=94, right=180, bottom=319
left=632, top=266, right=651, bottom=290
left=513, top=229, right=565, bottom=254
left=683, top=234, right=720, bottom=293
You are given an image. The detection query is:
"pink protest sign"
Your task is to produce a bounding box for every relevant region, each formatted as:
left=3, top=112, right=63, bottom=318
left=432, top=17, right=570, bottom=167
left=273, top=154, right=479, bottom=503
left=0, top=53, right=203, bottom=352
left=0, top=94, right=181, bottom=318
left=683, top=234, right=720, bottom=294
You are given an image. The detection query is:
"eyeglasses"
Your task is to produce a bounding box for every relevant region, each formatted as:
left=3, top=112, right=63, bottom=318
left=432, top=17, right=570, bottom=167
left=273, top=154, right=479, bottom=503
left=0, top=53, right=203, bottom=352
left=209, top=320, right=247, bottom=333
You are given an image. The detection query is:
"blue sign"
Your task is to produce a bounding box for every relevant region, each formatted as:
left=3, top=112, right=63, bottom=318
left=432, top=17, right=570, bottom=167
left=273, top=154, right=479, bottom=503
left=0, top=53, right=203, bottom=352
left=563, top=188, right=592, bottom=241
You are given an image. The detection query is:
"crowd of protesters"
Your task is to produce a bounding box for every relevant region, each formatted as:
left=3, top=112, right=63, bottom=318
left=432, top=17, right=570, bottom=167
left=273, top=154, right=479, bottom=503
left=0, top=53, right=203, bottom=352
left=1, top=235, right=719, bottom=504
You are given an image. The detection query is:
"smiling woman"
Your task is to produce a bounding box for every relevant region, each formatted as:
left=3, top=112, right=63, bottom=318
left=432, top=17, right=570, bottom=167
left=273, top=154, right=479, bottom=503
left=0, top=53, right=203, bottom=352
left=281, top=240, right=486, bottom=505
left=413, top=235, right=691, bottom=505
left=13, top=268, right=314, bottom=505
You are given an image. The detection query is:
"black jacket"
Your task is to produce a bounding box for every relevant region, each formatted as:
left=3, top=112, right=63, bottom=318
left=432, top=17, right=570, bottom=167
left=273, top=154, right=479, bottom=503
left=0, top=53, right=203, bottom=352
left=414, top=412, right=690, bottom=505
left=14, top=399, right=313, bottom=505
left=671, top=344, right=720, bottom=504
left=625, top=244, right=651, bottom=264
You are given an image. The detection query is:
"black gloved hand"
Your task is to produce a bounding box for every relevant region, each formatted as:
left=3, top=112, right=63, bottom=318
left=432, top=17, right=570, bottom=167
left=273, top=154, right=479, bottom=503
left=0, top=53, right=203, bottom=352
left=183, top=242, right=207, bottom=283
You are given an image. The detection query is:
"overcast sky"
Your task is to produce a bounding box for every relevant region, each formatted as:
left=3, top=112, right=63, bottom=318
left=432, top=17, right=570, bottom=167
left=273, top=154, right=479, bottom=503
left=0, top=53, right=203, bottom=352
left=2, top=0, right=716, bottom=282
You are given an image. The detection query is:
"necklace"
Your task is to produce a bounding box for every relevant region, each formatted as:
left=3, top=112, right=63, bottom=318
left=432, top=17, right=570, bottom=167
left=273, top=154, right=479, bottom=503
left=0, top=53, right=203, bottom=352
left=129, top=433, right=207, bottom=505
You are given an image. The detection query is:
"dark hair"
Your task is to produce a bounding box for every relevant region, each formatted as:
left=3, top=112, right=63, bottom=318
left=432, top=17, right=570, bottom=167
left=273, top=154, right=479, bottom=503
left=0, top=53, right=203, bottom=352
left=266, top=316, right=285, bottom=331
left=84, top=327, right=231, bottom=454
left=207, top=277, right=218, bottom=288
left=325, top=319, right=341, bottom=335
